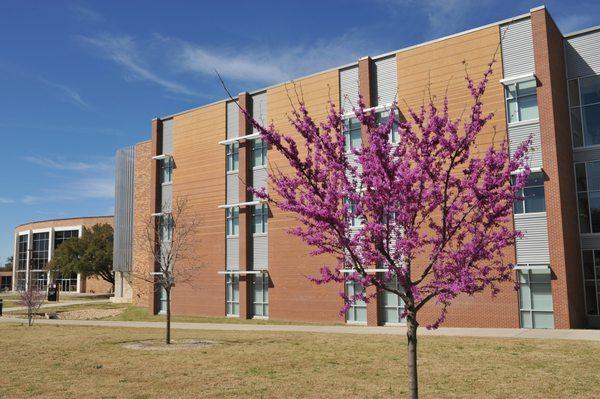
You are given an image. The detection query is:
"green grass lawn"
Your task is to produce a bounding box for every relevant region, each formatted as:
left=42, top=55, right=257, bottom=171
left=0, top=323, right=598, bottom=398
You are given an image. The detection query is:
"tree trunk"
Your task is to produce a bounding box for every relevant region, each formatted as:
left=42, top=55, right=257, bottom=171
left=165, top=288, right=171, bottom=345
left=407, top=310, right=419, bottom=399
left=28, top=308, right=33, bottom=327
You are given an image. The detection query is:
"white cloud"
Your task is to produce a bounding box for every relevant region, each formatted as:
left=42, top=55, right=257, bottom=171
left=556, top=13, right=597, bottom=34
left=0, top=198, right=14, bottom=204
left=77, top=33, right=200, bottom=97
left=71, top=4, right=104, bottom=23
left=22, top=155, right=113, bottom=172
left=38, top=77, right=89, bottom=108
left=22, top=177, right=114, bottom=205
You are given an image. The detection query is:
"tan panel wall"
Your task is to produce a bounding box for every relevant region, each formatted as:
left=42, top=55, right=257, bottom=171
left=170, top=102, right=227, bottom=316
left=131, top=141, right=154, bottom=308
left=267, top=70, right=346, bottom=324
left=396, top=26, right=519, bottom=328
left=15, top=216, right=113, bottom=233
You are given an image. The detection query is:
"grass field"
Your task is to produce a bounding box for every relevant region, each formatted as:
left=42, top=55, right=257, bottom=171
left=0, top=323, right=598, bottom=398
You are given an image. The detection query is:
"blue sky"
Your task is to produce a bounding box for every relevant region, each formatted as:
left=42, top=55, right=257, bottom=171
left=0, top=0, right=598, bottom=261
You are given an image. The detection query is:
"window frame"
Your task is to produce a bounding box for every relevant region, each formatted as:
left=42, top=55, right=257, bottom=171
left=160, top=157, right=173, bottom=184
left=252, top=139, right=267, bottom=168
left=575, top=161, right=600, bottom=234
left=376, top=110, right=400, bottom=144
left=345, top=280, right=367, bottom=324
left=252, top=204, right=268, bottom=235
left=512, top=172, right=546, bottom=215
left=343, top=116, right=362, bottom=153
left=225, top=274, right=240, bottom=316
left=225, top=207, right=239, bottom=237
left=226, top=142, right=239, bottom=173
left=568, top=74, right=600, bottom=149
left=505, top=79, right=539, bottom=124
left=251, top=273, right=269, bottom=318
left=517, top=267, right=554, bottom=329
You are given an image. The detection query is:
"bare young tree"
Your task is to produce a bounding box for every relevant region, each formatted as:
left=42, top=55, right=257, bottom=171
left=135, top=196, right=200, bottom=344
left=18, top=286, right=45, bottom=326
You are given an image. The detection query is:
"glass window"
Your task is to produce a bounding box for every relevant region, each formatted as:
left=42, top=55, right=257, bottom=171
left=582, top=250, right=600, bottom=316
left=159, top=214, right=173, bottom=243
left=575, top=161, right=600, bottom=233
left=518, top=268, right=554, bottom=328
left=226, top=143, right=239, bottom=172
left=569, top=76, right=600, bottom=148
left=380, top=275, right=405, bottom=324
left=505, top=80, right=539, bottom=123
left=161, top=157, right=173, bottom=184
left=17, top=235, right=28, bottom=271
left=31, top=232, right=49, bottom=271
left=252, top=139, right=267, bottom=168
left=345, top=280, right=367, bottom=323
left=226, top=207, right=239, bottom=237
left=54, top=230, right=79, bottom=249
left=513, top=172, right=546, bottom=214
left=346, top=198, right=362, bottom=227
left=376, top=110, right=400, bottom=143
left=226, top=274, right=239, bottom=316
left=344, top=117, right=362, bottom=152
left=252, top=274, right=269, bottom=317
left=252, top=204, right=268, bottom=234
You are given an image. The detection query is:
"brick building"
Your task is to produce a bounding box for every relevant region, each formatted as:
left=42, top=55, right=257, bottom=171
left=12, top=216, right=114, bottom=294
left=113, top=6, right=600, bottom=329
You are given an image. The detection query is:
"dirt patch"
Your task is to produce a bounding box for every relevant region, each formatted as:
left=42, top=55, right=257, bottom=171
left=58, top=308, right=124, bottom=320
left=123, top=339, right=218, bottom=351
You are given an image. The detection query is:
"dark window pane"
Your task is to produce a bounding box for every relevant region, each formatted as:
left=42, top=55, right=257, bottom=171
left=579, top=192, right=591, bottom=233
left=585, top=281, right=598, bottom=315
left=523, top=186, right=545, bottom=213
left=589, top=191, right=600, bottom=233
left=583, top=104, right=600, bottom=146
left=576, top=163, right=587, bottom=192
left=587, top=161, right=600, bottom=191
left=580, top=75, right=600, bottom=105
left=568, top=79, right=580, bottom=107
left=526, top=172, right=544, bottom=187
left=583, top=250, right=595, bottom=280
left=571, top=108, right=583, bottom=147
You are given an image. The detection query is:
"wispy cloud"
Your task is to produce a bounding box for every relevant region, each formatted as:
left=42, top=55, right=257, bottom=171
left=22, top=155, right=113, bottom=172
left=22, top=177, right=114, bottom=205
left=556, top=13, right=598, bottom=34
left=77, top=33, right=200, bottom=97
left=71, top=4, right=104, bottom=23
left=167, top=31, right=375, bottom=85
left=0, top=198, right=14, bottom=204
left=38, top=77, right=89, bottom=108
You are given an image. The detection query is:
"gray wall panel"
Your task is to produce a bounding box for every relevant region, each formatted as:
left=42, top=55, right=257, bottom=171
left=508, top=122, right=542, bottom=168
left=252, top=167, right=268, bottom=200
left=162, top=119, right=173, bottom=155
left=565, top=30, right=600, bottom=79
left=514, top=214, right=550, bottom=264
left=227, top=100, right=239, bottom=139
left=227, top=173, right=239, bottom=204
left=226, top=237, right=239, bottom=270
left=340, top=66, right=359, bottom=112
left=113, top=146, right=135, bottom=272
left=253, top=234, right=268, bottom=269
left=251, top=92, right=267, bottom=132
left=373, top=56, right=397, bottom=106
left=500, top=18, right=535, bottom=77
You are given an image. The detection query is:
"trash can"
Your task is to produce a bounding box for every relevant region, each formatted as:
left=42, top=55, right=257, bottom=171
left=48, top=284, right=59, bottom=302
left=0, top=298, right=3, bottom=316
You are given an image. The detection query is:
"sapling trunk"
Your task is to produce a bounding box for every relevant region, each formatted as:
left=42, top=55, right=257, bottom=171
left=407, top=310, right=419, bottom=399
left=166, top=288, right=171, bottom=345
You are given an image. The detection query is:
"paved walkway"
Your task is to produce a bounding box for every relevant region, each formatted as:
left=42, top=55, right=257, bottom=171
left=1, top=316, right=599, bottom=341
left=2, top=299, right=109, bottom=313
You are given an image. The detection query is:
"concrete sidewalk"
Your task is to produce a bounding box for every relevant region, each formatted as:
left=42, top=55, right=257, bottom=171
left=2, top=299, right=109, bottom=313
left=1, top=316, right=599, bottom=341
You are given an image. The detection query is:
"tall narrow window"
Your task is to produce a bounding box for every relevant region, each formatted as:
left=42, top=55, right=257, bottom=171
left=518, top=268, right=554, bottom=329
left=16, top=234, right=28, bottom=291
left=159, top=214, right=173, bottom=243
left=575, top=161, right=600, bottom=233
left=226, top=274, right=240, bottom=316
left=226, top=207, right=239, bottom=237
left=513, top=172, right=546, bottom=214
left=343, top=117, right=362, bottom=152
left=345, top=280, right=367, bottom=323
left=505, top=79, right=539, bottom=123
left=346, top=198, right=362, bottom=228
left=381, top=275, right=406, bottom=324
left=569, top=75, right=600, bottom=147
left=161, top=157, right=173, bottom=184
left=226, top=142, right=239, bottom=172
left=30, top=232, right=49, bottom=290
left=376, top=110, right=400, bottom=144
left=582, top=250, right=600, bottom=316
left=252, top=139, right=267, bottom=167
left=252, top=273, right=269, bottom=317
left=252, top=204, right=268, bottom=234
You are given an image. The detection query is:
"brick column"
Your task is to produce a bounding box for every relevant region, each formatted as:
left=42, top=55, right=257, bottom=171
left=531, top=8, right=586, bottom=328
left=358, top=55, right=381, bottom=326
left=238, top=92, right=253, bottom=319
left=149, top=118, right=163, bottom=314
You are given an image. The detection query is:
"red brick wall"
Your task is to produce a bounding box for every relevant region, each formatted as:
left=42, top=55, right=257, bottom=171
left=531, top=8, right=586, bottom=328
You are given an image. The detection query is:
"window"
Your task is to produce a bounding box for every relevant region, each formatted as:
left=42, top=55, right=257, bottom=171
left=518, top=268, right=554, bottom=329
left=345, top=281, right=367, bottom=323
left=376, top=110, right=399, bottom=143
left=505, top=80, right=539, bottom=123
left=343, top=117, right=362, bottom=152
left=159, top=214, right=173, bottom=243
left=226, top=142, right=239, bottom=172
left=31, top=232, right=49, bottom=271
left=252, top=204, right=268, bottom=234
left=17, top=235, right=28, bottom=270
left=380, top=275, right=406, bottom=324
left=54, top=230, right=79, bottom=249
left=346, top=198, right=362, bottom=228
left=575, top=161, right=600, bottom=233
left=582, top=250, right=600, bottom=316
left=569, top=75, right=600, bottom=147
left=252, top=139, right=267, bottom=167
left=226, top=207, right=239, bottom=237
left=226, top=274, right=240, bottom=316
left=30, top=271, right=48, bottom=291
left=513, top=172, right=546, bottom=214
left=252, top=274, right=269, bottom=317
left=161, top=157, right=173, bottom=184
left=53, top=271, right=78, bottom=292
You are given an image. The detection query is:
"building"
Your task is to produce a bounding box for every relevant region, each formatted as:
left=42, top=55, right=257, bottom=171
left=113, top=6, right=600, bottom=329
left=0, top=270, right=11, bottom=291
left=12, top=216, right=114, bottom=294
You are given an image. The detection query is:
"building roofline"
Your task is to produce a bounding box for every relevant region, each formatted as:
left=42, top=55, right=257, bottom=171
left=158, top=7, right=543, bottom=121
left=15, top=215, right=113, bottom=230
left=565, top=24, right=600, bottom=39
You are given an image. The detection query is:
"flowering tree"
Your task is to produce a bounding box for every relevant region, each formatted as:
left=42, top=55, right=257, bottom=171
left=18, top=286, right=45, bottom=326
left=246, top=64, right=530, bottom=399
